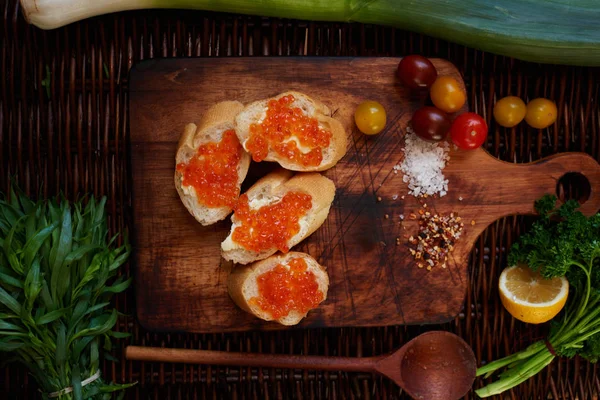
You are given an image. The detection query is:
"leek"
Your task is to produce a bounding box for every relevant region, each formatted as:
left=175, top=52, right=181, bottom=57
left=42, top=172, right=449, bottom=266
left=20, top=0, right=600, bottom=66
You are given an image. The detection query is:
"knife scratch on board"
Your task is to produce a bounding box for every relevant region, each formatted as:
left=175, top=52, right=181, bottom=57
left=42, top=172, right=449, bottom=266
left=164, top=68, right=186, bottom=84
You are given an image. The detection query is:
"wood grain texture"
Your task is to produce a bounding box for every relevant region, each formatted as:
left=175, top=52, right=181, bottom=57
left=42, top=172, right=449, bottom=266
left=130, top=58, right=600, bottom=333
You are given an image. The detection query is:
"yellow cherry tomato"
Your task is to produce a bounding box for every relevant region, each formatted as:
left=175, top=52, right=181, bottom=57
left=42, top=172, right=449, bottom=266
left=354, top=101, right=387, bottom=135
left=430, top=76, right=466, bottom=113
left=525, top=98, right=557, bottom=129
left=493, top=96, right=527, bottom=128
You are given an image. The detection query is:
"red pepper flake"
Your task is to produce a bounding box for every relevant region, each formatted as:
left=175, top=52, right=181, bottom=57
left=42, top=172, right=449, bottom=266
left=407, top=210, right=464, bottom=271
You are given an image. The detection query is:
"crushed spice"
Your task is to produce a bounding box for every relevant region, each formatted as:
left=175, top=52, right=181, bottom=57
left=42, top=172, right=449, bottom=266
left=407, top=209, right=464, bottom=271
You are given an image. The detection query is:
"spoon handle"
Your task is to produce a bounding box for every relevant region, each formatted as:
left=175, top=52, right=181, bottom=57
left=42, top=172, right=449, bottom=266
left=126, top=346, right=381, bottom=372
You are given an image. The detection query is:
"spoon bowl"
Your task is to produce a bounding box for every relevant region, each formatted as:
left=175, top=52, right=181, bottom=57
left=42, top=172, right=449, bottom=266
left=375, top=331, right=476, bottom=400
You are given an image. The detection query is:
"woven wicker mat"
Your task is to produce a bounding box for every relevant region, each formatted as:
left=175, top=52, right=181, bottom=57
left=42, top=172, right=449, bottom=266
left=2, top=1, right=600, bottom=398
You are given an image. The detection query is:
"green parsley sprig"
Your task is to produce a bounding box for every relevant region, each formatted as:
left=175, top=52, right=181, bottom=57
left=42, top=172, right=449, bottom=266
left=476, top=195, right=600, bottom=397
left=0, top=186, right=135, bottom=399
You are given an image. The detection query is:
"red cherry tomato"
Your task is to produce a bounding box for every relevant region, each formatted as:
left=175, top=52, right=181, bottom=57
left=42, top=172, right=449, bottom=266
left=411, top=106, right=451, bottom=142
left=397, top=55, right=438, bottom=90
left=450, top=112, right=488, bottom=150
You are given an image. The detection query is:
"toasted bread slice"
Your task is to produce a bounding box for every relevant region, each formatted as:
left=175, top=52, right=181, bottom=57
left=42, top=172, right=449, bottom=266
left=228, top=251, right=329, bottom=326
left=221, top=170, right=335, bottom=264
left=235, top=91, right=347, bottom=172
left=175, top=101, right=250, bottom=226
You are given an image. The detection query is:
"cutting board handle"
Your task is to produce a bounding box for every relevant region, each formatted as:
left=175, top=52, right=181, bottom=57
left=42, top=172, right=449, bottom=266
left=469, top=151, right=600, bottom=219
left=514, top=152, right=600, bottom=215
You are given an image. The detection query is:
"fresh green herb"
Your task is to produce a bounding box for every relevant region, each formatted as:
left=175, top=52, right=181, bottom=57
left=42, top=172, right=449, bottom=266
left=476, top=195, right=600, bottom=397
left=41, top=65, right=51, bottom=99
left=0, top=185, right=135, bottom=399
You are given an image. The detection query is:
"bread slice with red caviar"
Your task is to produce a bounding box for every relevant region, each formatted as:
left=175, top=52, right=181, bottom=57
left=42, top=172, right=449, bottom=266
left=175, top=101, right=251, bottom=226
left=221, top=169, right=335, bottom=264
left=234, top=91, right=347, bottom=172
left=228, top=251, right=329, bottom=325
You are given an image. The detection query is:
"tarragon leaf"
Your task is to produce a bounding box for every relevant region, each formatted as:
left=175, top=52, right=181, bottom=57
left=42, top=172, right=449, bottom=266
left=0, top=285, right=21, bottom=315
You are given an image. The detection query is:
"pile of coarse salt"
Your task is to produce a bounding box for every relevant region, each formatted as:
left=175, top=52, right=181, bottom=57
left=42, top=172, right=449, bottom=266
left=398, top=127, right=450, bottom=197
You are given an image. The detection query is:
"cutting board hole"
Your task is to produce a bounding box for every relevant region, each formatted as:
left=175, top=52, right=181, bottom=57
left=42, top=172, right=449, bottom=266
left=556, top=172, right=591, bottom=204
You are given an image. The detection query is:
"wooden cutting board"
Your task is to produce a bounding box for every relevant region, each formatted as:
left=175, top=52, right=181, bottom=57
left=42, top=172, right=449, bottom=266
left=130, top=58, right=600, bottom=333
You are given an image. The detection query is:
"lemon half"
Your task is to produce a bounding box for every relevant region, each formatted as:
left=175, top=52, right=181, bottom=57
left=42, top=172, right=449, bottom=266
left=499, top=265, right=568, bottom=324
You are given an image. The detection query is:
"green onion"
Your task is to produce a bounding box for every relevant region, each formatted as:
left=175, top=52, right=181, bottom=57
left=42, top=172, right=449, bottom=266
left=0, top=186, right=135, bottom=399
left=20, top=0, right=600, bottom=65
left=475, top=196, right=600, bottom=397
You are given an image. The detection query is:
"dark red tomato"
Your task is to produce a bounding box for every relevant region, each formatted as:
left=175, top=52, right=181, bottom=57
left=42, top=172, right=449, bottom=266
left=411, top=106, right=451, bottom=142
left=397, top=55, right=438, bottom=90
left=450, top=112, right=488, bottom=150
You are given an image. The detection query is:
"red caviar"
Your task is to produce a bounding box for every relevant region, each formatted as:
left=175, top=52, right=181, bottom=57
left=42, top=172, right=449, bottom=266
left=176, top=130, right=242, bottom=208
left=251, top=258, right=323, bottom=319
left=245, top=95, right=332, bottom=167
left=232, top=192, right=312, bottom=252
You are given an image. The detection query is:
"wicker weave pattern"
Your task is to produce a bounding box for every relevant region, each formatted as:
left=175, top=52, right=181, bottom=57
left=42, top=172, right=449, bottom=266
left=1, top=0, right=600, bottom=398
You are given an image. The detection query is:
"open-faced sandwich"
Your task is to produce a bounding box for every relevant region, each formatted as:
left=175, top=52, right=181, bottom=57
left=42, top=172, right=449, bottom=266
left=175, top=101, right=251, bottom=225
left=221, top=169, right=335, bottom=264
left=235, top=91, right=347, bottom=172
left=228, top=251, right=329, bottom=326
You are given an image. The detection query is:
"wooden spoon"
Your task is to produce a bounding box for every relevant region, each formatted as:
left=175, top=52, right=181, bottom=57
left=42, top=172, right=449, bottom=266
left=126, top=331, right=475, bottom=400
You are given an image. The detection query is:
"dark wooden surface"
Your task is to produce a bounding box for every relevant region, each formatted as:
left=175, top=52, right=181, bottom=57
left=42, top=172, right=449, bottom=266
left=130, top=57, right=600, bottom=333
